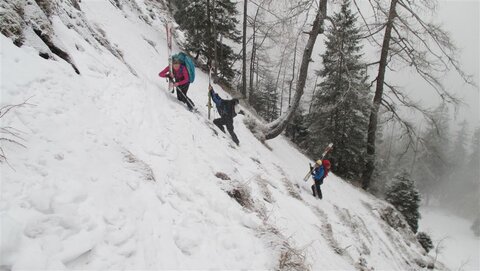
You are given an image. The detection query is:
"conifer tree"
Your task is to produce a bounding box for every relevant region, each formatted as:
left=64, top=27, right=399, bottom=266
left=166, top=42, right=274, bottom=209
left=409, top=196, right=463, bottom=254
left=173, top=0, right=240, bottom=84
left=250, top=75, right=279, bottom=122
left=385, top=172, right=421, bottom=233
left=416, top=232, right=434, bottom=253
left=307, top=0, right=370, bottom=180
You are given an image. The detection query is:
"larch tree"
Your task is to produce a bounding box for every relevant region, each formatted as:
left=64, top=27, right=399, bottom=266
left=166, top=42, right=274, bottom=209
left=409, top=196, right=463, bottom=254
left=350, top=0, right=475, bottom=190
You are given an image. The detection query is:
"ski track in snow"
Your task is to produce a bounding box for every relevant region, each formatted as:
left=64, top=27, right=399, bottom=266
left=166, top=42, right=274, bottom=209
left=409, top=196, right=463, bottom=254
left=0, top=0, right=458, bottom=270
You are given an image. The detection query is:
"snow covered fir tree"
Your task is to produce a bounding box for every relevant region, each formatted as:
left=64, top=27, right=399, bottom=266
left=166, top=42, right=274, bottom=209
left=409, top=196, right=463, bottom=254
left=172, top=0, right=240, bottom=84
left=385, top=172, right=421, bottom=233
left=0, top=0, right=478, bottom=270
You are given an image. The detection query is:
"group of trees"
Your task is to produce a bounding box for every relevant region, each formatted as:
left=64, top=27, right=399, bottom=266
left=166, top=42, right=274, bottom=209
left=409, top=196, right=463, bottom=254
left=171, top=0, right=240, bottom=85
left=168, top=0, right=476, bottom=231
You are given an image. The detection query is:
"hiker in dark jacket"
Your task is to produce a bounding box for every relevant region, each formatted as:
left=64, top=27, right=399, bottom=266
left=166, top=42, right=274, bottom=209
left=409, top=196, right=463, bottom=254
left=209, top=85, right=241, bottom=146
left=159, top=58, right=193, bottom=110
left=310, top=159, right=331, bottom=199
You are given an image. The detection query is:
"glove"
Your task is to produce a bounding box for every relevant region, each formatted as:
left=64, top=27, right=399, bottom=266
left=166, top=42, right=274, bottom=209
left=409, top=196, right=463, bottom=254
left=309, top=163, right=313, bottom=171
left=238, top=110, right=245, bottom=115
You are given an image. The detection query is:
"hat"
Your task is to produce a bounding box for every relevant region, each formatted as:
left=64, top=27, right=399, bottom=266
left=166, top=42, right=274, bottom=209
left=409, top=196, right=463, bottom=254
left=315, top=160, right=322, bottom=165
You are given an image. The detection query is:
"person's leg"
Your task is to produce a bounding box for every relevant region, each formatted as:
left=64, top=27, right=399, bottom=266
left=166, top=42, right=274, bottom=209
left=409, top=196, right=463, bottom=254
left=176, top=87, right=185, bottom=102
left=225, top=120, right=239, bottom=145
left=311, top=185, right=316, bottom=197
left=177, top=85, right=193, bottom=109
left=213, top=118, right=226, bottom=133
left=314, top=181, right=322, bottom=199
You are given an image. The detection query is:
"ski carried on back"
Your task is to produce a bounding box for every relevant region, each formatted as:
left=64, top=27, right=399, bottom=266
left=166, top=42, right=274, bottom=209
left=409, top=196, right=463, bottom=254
left=165, top=21, right=174, bottom=93
left=303, top=143, right=333, bottom=182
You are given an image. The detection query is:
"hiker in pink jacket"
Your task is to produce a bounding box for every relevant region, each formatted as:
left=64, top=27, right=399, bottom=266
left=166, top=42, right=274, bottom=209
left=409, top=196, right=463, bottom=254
left=159, top=58, right=192, bottom=110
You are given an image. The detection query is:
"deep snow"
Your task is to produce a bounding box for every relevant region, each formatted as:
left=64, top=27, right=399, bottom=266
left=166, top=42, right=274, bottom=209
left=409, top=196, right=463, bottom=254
left=1, top=0, right=445, bottom=270
left=419, top=207, right=480, bottom=271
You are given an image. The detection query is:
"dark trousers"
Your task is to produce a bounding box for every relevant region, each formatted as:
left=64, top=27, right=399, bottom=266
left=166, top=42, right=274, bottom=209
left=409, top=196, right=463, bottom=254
left=311, top=179, right=323, bottom=199
left=213, top=117, right=239, bottom=145
left=176, top=84, right=194, bottom=109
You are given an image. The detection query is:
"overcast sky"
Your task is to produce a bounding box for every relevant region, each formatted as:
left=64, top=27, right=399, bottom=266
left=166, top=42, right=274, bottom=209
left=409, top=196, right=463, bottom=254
left=437, top=0, right=479, bottom=128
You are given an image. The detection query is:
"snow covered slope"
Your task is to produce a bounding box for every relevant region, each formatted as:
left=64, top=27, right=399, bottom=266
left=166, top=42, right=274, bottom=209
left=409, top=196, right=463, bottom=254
left=1, top=0, right=441, bottom=269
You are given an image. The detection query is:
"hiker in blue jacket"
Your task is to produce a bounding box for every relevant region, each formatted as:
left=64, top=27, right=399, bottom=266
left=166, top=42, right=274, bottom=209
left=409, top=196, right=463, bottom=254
left=310, top=159, right=331, bottom=199
left=209, top=85, right=242, bottom=146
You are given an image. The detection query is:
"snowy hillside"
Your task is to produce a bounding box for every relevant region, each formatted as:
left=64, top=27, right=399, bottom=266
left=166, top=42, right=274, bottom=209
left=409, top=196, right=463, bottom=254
left=1, top=0, right=441, bottom=270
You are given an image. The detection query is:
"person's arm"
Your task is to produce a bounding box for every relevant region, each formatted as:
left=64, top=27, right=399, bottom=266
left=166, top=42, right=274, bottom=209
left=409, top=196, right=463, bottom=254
left=174, top=65, right=190, bottom=86
left=159, top=66, right=170, bottom=78
left=209, top=87, right=222, bottom=105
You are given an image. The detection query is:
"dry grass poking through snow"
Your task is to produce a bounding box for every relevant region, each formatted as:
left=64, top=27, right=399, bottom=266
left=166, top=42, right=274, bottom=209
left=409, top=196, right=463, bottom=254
left=122, top=149, right=156, bottom=182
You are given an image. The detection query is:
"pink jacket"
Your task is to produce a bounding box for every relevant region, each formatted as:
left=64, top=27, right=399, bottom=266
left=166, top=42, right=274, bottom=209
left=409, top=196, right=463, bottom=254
left=159, top=65, right=189, bottom=86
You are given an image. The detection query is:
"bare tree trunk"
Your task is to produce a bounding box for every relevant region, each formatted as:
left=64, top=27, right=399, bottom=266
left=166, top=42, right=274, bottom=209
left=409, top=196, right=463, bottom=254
left=249, top=40, right=256, bottom=103
left=242, top=0, right=248, bottom=97
left=308, top=74, right=319, bottom=114
left=263, top=0, right=327, bottom=140
left=288, top=37, right=299, bottom=108
left=248, top=6, right=261, bottom=104
left=280, top=62, right=287, bottom=114
left=362, top=0, right=398, bottom=190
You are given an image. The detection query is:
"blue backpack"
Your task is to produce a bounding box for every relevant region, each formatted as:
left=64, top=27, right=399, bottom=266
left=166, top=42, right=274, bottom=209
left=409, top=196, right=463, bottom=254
left=173, top=52, right=195, bottom=83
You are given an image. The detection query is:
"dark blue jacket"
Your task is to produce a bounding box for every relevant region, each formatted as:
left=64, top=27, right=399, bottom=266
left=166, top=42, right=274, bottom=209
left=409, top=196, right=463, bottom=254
left=210, top=89, right=237, bottom=120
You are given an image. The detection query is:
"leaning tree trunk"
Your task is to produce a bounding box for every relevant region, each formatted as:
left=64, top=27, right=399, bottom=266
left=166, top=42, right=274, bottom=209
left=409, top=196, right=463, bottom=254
left=362, top=0, right=398, bottom=190
left=263, top=0, right=327, bottom=140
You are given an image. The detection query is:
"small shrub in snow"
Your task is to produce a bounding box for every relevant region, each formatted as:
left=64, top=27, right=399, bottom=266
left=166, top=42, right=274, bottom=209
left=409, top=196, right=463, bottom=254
left=416, top=232, right=434, bottom=253
left=415, top=258, right=435, bottom=269
left=122, top=150, right=156, bottom=182
left=379, top=206, right=408, bottom=230
left=356, top=256, right=373, bottom=271
left=283, top=178, right=302, bottom=200
left=278, top=240, right=308, bottom=271
left=214, top=172, right=231, bottom=180
left=226, top=185, right=254, bottom=210
left=0, top=100, right=30, bottom=165
left=385, top=172, right=421, bottom=233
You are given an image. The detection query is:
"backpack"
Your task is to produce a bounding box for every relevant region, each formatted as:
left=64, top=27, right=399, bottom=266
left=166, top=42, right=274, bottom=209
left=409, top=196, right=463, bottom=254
left=173, top=52, right=195, bottom=83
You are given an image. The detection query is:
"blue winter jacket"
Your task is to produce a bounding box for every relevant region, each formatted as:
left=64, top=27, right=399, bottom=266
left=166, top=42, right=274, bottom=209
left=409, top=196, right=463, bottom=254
left=210, top=89, right=237, bottom=119
left=312, top=166, right=325, bottom=182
